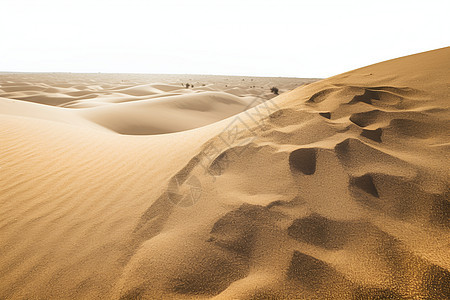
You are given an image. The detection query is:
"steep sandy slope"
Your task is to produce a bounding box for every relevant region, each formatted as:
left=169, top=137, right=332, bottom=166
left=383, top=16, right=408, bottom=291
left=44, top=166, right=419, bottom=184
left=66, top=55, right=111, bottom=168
left=113, top=48, right=450, bottom=299
left=0, top=48, right=449, bottom=299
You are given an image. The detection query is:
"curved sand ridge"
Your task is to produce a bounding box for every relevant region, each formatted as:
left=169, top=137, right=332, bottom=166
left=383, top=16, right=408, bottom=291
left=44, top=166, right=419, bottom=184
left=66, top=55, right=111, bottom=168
left=0, top=75, right=314, bottom=135
left=0, top=48, right=449, bottom=299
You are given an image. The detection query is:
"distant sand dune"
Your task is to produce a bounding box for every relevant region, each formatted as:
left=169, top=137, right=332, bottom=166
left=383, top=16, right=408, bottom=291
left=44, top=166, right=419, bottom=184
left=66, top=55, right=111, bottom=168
left=0, top=49, right=449, bottom=299
left=0, top=76, right=307, bottom=134
left=77, top=91, right=264, bottom=135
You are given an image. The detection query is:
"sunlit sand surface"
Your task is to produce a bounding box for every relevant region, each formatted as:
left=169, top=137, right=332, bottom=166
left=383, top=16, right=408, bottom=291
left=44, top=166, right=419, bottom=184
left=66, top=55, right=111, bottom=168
left=0, top=48, right=449, bottom=299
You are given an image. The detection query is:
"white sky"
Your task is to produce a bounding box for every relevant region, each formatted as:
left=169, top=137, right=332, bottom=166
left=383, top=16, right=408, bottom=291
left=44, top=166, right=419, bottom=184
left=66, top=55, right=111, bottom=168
left=0, top=0, right=449, bottom=77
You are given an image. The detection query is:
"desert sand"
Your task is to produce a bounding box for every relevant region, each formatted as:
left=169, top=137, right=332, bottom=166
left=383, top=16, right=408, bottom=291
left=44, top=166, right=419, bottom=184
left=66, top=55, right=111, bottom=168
left=0, top=48, right=449, bottom=299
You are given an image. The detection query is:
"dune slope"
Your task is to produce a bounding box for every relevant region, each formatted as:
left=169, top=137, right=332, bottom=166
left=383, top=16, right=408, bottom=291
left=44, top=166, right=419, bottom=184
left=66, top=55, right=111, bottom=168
left=0, top=48, right=449, bottom=299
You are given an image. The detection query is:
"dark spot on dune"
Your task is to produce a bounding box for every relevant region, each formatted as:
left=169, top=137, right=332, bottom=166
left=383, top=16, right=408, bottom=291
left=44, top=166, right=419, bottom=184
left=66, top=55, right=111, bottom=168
left=389, top=118, right=440, bottom=139
left=209, top=204, right=274, bottom=256
left=352, top=286, right=404, bottom=300
left=350, top=110, right=381, bottom=127
left=287, top=251, right=330, bottom=285
left=361, top=128, right=383, bottom=142
left=334, top=138, right=351, bottom=159
left=287, top=251, right=352, bottom=292
left=431, top=193, right=450, bottom=229
left=350, top=174, right=379, bottom=198
left=319, top=112, right=331, bottom=119
left=289, top=148, right=317, bottom=175
left=266, top=200, right=285, bottom=209
left=209, top=151, right=229, bottom=176
left=119, top=287, right=145, bottom=300
left=287, top=214, right=353, bottom=249
left=422, top=264, right=450, bottom=299
left=171, top=255, right=248, bottom=296
left=349, top=89, right=380, bottom=105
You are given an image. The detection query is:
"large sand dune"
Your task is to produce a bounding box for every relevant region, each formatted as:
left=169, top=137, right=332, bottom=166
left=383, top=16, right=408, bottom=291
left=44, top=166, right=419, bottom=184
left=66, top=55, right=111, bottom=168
left=0, top=48, right=449, bottom=299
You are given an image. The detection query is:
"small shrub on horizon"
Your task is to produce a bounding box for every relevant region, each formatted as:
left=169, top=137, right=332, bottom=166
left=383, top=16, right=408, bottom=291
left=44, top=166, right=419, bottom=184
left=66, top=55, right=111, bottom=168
left=271, top=87, right=279, bottom=95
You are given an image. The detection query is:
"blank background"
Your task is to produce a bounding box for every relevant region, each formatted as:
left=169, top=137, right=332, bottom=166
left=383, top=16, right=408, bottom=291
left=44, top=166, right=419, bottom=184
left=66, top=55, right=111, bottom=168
left=1, top=0, right=449, bottom=77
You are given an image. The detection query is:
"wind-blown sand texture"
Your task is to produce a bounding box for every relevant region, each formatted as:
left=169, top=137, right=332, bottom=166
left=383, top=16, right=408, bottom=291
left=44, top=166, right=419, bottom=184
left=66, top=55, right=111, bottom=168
left=0, top=48, right=449, bottom=299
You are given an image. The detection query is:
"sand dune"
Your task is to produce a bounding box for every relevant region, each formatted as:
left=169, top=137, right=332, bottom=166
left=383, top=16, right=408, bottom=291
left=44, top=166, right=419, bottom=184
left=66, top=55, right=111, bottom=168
left=0, top=75, right=313, bottom=135
left=78, top=92, right=264, bottom=135
left=0, top=48, right=449, bottom=299
left=0, top=97, right=112, bottom=132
